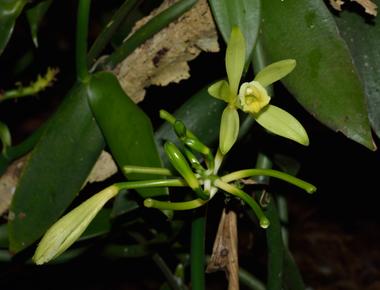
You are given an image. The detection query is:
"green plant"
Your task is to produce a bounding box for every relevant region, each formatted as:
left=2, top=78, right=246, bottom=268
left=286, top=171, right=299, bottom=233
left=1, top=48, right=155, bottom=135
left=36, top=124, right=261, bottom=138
left=1, top=0, right=379, bottom=289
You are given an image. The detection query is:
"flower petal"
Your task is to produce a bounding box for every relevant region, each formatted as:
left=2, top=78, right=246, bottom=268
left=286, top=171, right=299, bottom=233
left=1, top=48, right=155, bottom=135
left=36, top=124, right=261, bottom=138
left=239, top=81, right=271, bottom=113
left=226, top=26, right=246, bottom=95
left=33, top=185, right=119, bottom=264
left=208, top=80, right=232, bottom=102
left=254, top=59, right=296, bottom=87
left=254, top=105, right=309, bottom=146
left=219, top=106, right=240, bottom=154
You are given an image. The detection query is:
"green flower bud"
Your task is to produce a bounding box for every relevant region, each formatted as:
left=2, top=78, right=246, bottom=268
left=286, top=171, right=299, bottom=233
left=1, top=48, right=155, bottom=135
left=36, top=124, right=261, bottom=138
left=164, top=141, right=208, bottom=199
left=33, top=185, right=119, bottom=265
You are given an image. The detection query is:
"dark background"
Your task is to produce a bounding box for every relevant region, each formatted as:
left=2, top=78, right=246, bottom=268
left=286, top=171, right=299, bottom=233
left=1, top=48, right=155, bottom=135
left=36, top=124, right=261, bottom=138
left=1, top=1, right=380, bottom=289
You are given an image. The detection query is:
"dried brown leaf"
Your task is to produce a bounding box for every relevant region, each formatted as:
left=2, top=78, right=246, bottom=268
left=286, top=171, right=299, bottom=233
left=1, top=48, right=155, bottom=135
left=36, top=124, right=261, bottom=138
left=206, top=209, right=239, bottom=290
left=329, top=0, right=377, bottom=16
left=0, top=155, right=28, bottom=216
left=0, top=151, right=117, bottom=216
left=114, top=0, right=219, bottom=103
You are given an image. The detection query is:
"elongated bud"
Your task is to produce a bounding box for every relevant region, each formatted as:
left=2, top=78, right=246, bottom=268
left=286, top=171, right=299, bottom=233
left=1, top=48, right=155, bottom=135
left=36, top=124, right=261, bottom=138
left=183, top=147, right=204, bottom=172
left=183, top=137, right=210, bottom=155
left=33, top=185, right=119, bottom=265
left=164, top=141, right=208, bottom=200
left=174, top=120, right=187, bottom=139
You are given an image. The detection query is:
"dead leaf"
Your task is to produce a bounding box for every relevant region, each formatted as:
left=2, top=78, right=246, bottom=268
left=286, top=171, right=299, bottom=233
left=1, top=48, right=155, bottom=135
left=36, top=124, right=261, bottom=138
left=329, top=0, right=377, bottom=16
left=329, top=0, right=345, bottom=10
left=114, top=0, right=219, bottom=103
left=0, top=155, right=28, bottom=216
left=353, top=0, right=377, bottom=15
left=0, top=151, right=117, bottom=216
left=206, top=209, right=239, bottom=290
left=84, top=150, right=118, bottom=185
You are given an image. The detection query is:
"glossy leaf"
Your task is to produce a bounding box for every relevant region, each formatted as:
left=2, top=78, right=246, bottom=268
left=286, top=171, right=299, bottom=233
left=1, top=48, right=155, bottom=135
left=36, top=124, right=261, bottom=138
left=219, top=106, right=239, bottom=154
left=254, top=59, right=296, bottom=88
left=26, top=0, right=52, bottom=47
left=334, top=6, right=380, bottom=139
left=87, top=71, right=166, bottom=198
left=111, top=189, right=139, bottom=218
left=225, top=26, right=246, bottom=95
left=0, top=0, right=27, bottom=55
left=254, top=105, right=309, bottom=146
left=260, top=0, right=375, bottom=150
left=208, top=0, right=260, bottom=68
left=8, top=83, right=105, bottom=253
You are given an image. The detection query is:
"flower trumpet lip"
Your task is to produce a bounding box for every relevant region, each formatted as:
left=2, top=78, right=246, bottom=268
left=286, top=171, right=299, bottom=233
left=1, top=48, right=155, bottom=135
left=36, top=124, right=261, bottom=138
left=239, top=80, right=271, bottom=114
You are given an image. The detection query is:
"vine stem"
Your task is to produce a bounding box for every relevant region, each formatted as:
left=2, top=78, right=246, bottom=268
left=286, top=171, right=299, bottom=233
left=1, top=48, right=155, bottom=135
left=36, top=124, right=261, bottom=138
left=221, top=169, right=316, bottom=194
left=213, top=179, right=270, bottom=228
left=191, top=208, right=206, bottom=290
left=76, top=0, right=91, bottom=82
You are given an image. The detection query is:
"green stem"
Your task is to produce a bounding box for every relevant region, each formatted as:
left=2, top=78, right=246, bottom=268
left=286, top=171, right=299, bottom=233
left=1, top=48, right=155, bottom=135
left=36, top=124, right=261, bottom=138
left=116, top=178, right=186, bottom=190
left=191, top=208, right=206, bottom=290
left=87, top=0, right=141, bottom=66
left=102, top=0, right=197, bottom=69
left=253, top=153, right=284, bottom=290
left=152, top=253, right=184, bottom=290
left=214, top=179, right=269, bottom=228
left=239, top=268, right=266, bottom=290
left=76, top=0, right=91, bottom=82
left=221, top=169, right=316, bottom=194
left=123, top=165, right=173, bottom=176
left=0, top=68, right=58, bottom=102
left=144, top=198, right=207, bottom=211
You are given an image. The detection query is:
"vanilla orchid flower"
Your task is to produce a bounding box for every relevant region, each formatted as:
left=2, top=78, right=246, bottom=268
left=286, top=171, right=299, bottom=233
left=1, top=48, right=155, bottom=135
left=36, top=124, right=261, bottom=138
left=208, top=27, right=309, bottom=151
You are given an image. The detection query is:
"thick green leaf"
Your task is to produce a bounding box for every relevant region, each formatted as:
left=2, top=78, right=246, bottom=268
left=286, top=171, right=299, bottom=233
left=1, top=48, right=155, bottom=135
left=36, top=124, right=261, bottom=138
left=111, top=189, right=139, bottom=217
left=334, top=3, right=380, bottom=139
left=87, top=71, right=166, bottom=198
left=260, top=0, right=375, bottom=150
left=208, top=0, right=260, bottom=68
left=26, top=0, right=52, bottom=47
left=0, top=0, right=27, bottom=55
left=155, top=85, right=225, bottom=164
left=8, top=83, right=105, bottom=253
left=0, top=224, right=8, bottom=248
left=283, top=248, right=306, bottom=290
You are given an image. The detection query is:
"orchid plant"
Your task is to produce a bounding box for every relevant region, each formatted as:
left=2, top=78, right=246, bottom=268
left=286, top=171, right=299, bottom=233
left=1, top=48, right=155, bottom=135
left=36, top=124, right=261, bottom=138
left=32, top=27, right=316, bottom=266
